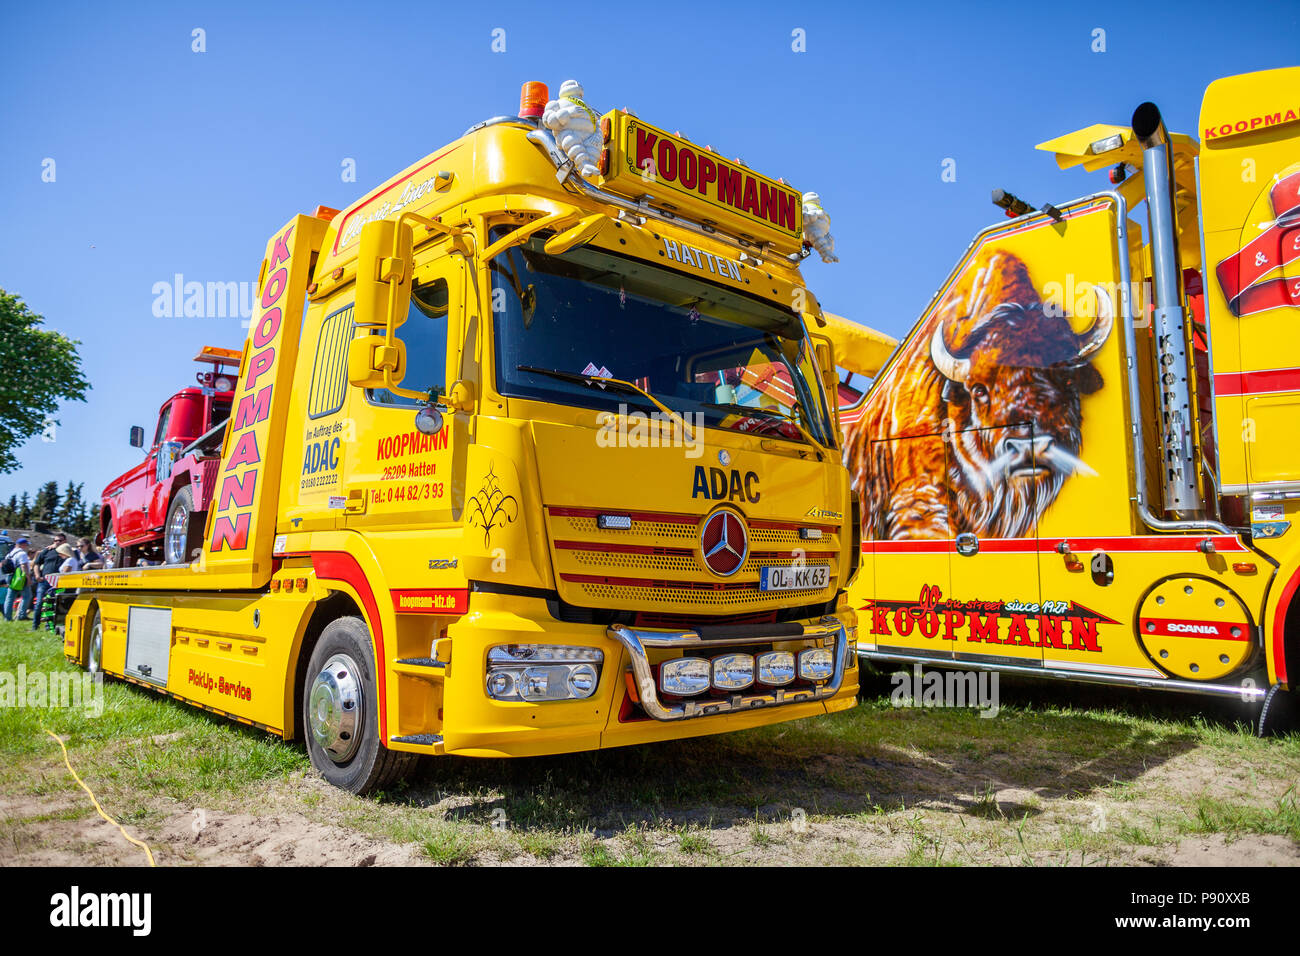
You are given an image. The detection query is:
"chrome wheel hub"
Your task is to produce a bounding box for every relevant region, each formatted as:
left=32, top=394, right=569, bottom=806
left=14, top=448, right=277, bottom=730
left=165, top=503, right=189, bottom=564
left=308, top=653, right=363, bottom=763
left=88, top=620, right=103, bottom=677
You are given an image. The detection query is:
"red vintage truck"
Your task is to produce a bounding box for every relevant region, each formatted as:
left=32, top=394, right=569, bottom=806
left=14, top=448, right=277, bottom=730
left=100, top=347, right=240, bottom=567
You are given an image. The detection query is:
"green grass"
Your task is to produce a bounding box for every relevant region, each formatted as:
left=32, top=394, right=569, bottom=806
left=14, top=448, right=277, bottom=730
left=3, top=619, right=1300, bottom=866
left=0, top=619, right=308, bottom=806
left=1182, top=787, right=1300, bottom=842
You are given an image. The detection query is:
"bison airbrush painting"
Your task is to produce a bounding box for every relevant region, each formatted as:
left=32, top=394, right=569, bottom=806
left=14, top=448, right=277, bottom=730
left=845, top=247, right=1113, bottom=541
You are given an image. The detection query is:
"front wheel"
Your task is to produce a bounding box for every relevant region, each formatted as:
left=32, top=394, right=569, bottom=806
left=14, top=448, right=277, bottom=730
left=163, top=487, right=195, bottom=565
left=302, top=616, right=416, bottom=794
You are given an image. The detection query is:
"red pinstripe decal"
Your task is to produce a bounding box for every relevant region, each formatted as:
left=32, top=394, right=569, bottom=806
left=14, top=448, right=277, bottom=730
left=927, top=203, right=1110, bottom=307
left=1213, top=366, right=1300, bottom=397
left=331, top=146, right=461, bottom=254
left=554, top=539, right=694, bottom=556
left=547, top=506, right=697, bottom=524
left=561, top=572, right=753, bottom=591
left=547, top=506, right=838, bottom=535
left=1272, top=567, right=1299, bottom=686
left=863, top=535, right=1249, bottom=554
left=311, top=551, right=388, bottom=740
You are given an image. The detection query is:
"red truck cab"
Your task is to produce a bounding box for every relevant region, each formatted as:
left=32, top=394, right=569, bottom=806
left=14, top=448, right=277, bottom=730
left=101, top=348, right=238, bottom=566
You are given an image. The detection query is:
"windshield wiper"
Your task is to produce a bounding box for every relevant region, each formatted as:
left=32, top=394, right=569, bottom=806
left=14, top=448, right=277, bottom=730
left=703, top=402, right=827, bottom=453
left=516, top=366, right=698, bottom=442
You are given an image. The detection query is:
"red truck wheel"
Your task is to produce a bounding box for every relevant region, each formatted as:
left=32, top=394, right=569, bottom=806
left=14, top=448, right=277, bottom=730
left=164, top=487, right=195, bottom=565
left=103, top=521, right=121, bottom=569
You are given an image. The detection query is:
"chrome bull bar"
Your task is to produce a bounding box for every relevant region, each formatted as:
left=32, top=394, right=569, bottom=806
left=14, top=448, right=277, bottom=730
left=607, top=618, right=849, bottom=722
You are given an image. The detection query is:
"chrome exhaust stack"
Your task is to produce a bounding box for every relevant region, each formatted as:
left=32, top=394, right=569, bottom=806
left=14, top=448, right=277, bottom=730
left=1131, top=101, right=1202, bottom=518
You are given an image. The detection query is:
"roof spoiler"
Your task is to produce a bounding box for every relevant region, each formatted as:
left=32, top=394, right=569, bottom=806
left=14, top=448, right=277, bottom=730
left=817, top=312, right=897, bottom=378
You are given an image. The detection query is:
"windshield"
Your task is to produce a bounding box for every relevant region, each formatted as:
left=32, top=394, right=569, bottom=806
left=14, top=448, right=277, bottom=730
left=489, top=229, right=834, bottom=446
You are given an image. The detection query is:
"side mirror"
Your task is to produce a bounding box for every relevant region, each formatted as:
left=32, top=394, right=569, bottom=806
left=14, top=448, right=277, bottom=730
left=129, top=426, right=145, bottom=448
left=354, top=219, right=414, bottom=330
left=347, top=334, right=407, bottom=390
left=543, top=214, right=610, bottom=256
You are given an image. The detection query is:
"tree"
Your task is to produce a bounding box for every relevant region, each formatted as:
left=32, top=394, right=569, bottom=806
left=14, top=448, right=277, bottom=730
left=0, top=494, right=14, bottom=526
left=72, top=501, right=90, bottom=537
left=0, top=291, right=90, bottom=473
left=16, top=491, right=31, bottom=527
left=56, top=480, right=83, bottom=529
left=33, top=480, right=60, bottom=523
left=88, top=503, right=101, bottom=538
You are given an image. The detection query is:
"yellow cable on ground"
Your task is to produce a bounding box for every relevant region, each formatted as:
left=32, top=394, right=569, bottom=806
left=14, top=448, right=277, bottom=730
left=42, top=727, right=156, bottom=867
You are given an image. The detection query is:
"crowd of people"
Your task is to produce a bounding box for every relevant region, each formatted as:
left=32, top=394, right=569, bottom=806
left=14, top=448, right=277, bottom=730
left=1, top=531, right=103, bottom=628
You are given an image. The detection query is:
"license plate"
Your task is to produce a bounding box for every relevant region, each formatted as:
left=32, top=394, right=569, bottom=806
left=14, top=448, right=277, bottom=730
left=759, top=565, right=829, bottom=592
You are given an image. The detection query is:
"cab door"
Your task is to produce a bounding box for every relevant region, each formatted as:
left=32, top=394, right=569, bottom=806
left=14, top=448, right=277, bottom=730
left=864, top=433, right=954, bottom=662
left=118, top=401, right=173, bottom=541
left=947, top=423, right=1043, bottom=667
left=340, top=253, right=465, bottom=537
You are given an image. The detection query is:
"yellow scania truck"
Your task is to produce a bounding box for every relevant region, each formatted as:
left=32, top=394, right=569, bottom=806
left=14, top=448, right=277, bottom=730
left=830, top=66, right=1300, bottom=731
left=58, top=81, right=860, bottom=793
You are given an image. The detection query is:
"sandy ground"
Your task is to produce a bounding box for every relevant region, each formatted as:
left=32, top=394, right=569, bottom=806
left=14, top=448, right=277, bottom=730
left=3, top=735, right=1296, bottom=867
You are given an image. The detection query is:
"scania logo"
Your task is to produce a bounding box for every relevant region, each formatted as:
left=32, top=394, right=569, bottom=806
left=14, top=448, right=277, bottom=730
left=700, top=508, right=748, bottom=577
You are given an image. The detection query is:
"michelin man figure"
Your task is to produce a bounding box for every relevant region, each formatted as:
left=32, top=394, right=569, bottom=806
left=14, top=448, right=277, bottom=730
left=542, top=79, right=604, bottom=179
left=802, top=191, right=838, bottom=263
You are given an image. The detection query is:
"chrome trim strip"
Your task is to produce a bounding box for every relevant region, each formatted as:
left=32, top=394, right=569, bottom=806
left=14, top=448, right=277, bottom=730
left=859, top=649, right=1266, bottom=701
left=1226, top=481, right=1300, bottom=499
left=609, top=618, right=848, bottom=720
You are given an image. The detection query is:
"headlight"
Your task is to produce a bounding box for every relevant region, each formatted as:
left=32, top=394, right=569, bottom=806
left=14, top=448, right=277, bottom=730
left=711, top=653, right=755, bottom=691
left=487, top=671, right=516, bottom=698
left=567, top=663, right=598, bottom=696
left=485, top=645, right=603, bottom=701
left=798, top=647, right=835, bottom=682
left=489, top=644, right=603, bottom=663
left=660, top=657, right=710, bottom=696
left=756, top=650, right=796, bottom=686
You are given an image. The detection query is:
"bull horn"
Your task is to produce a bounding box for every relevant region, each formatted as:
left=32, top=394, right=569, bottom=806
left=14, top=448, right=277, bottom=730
left=1074, top=284, right=1114, bottom=360
left=930, top=325, right=970, bottom=383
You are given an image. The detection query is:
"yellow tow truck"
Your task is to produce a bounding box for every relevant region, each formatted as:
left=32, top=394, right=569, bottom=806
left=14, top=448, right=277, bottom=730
left=59, top=80, right=862, bottom=792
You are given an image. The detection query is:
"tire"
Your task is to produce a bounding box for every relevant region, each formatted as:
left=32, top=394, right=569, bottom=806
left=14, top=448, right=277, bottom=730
left=102, top=518, right=121, bottom=569
left=1256, top=684, right=1297, bottom=737
left=163, top=487, right=195, bottom=565
left=302, top=616, right=416, bottom=794
left=86, top=607, right=103, bottom=677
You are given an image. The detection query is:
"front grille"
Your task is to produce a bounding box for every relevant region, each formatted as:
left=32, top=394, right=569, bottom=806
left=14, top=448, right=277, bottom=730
left=545, top=504, right=841, bottom=613
left=547, top=596, right=835, bottom=628
left=635, top=608, right=777, bottom=629
left=556, top=539, right=837, bottom=576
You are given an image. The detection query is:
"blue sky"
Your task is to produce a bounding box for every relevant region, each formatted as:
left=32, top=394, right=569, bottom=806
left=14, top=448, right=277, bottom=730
left=0, top=0, right=1296, bottom=506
